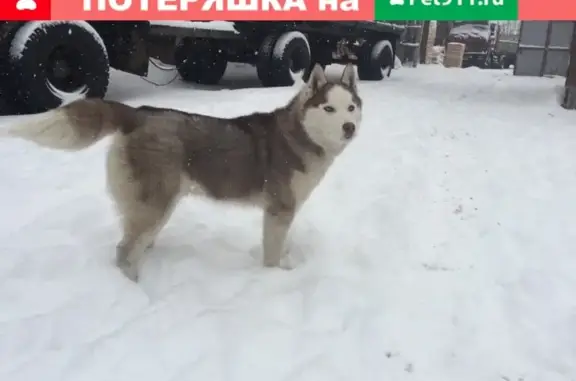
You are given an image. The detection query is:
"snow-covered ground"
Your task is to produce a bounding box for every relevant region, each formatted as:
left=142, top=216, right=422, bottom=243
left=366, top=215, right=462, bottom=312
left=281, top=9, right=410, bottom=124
left=1, top=64, right=575, bottom=381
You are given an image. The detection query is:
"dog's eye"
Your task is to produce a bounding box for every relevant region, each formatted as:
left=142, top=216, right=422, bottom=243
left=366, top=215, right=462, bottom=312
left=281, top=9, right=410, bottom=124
left=323, top=106, right=335, bottom=113
left=348, top=105, right=355, bottom=112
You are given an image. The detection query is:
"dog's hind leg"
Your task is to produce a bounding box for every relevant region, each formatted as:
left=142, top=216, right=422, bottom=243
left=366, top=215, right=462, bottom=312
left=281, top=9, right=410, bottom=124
left=106, top=136, right=181, bottom=281
left=116, top=198, right=178, bottom=281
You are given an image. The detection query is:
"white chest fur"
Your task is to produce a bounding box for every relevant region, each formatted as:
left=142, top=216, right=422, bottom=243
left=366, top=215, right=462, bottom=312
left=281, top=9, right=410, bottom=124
left=290, top=155, right=333, bottom=208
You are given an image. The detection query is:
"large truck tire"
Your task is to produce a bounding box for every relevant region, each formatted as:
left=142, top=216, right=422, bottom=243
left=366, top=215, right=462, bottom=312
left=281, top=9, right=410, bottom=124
left=257, top=31, right=312, bottom=87
left=8, top=21, right=110, bottom=114
left=174, top=38, right=227, bottom=85
left=256, top=34, right=279, bottom=86
left=0, top=55, right=16, bottom=116
left=357, top=39, right=394, bottom=81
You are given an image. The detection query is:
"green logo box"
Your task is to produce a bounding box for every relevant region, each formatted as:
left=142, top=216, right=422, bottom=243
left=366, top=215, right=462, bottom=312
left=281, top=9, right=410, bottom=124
left=374, top=0, right=518, bottom=21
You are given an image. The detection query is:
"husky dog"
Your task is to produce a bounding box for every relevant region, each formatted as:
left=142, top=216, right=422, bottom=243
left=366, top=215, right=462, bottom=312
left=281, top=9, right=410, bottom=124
left=5, top=64, right=363, bottom=281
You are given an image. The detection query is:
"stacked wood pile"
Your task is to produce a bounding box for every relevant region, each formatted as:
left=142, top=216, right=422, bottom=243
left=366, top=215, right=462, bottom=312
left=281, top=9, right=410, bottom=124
left=444, top=42, right=466, bottom=68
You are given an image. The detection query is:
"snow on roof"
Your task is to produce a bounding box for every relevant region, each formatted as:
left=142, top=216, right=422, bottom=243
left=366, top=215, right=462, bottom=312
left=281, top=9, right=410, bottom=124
left=449, top=24, right=490, bottom=41
left=373, top=21, right=398, bottom=28
left=150, top=21, right=239, bottom=34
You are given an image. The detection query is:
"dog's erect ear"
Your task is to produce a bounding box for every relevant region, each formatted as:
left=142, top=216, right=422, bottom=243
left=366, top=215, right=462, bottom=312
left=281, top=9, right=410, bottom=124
left=340, top=63, right=357, bottom=91
left=307, top=64, right=327, bottom=92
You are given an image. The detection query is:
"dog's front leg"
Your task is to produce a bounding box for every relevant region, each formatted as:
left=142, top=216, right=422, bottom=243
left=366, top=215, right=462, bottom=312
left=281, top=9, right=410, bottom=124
left=262, top=207, right=295, bottom=268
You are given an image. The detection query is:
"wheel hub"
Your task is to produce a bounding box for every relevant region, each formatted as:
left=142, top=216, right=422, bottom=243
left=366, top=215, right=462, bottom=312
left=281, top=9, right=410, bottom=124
left=289, top=48, right=308, bottom=74
left=52, top=59, right=71, bottom=79
left=47, top=46, right=85, bottom=93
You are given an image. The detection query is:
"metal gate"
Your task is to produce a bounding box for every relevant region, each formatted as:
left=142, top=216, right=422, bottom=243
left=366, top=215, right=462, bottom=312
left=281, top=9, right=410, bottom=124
left=514, top=21, right=575, bottom=77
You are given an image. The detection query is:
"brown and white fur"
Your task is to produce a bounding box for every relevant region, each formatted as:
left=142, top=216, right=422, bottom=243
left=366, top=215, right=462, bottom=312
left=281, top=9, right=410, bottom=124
left=4, top=64, right=363, bottom=281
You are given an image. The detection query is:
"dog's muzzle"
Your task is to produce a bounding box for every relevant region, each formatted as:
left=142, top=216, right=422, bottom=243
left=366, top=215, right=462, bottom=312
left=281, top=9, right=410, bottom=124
left=342, top=122, right=356, bottom=139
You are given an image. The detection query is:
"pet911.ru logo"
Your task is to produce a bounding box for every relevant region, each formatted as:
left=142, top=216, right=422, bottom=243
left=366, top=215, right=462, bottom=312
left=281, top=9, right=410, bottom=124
left=379, top=0, right=514, bottom=21
left=389, top=0, right=504, bottom=6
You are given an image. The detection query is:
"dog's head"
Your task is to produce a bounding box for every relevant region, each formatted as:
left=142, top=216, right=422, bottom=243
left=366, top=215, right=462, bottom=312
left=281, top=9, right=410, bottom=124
left=298, top=63, right=362, bottom=155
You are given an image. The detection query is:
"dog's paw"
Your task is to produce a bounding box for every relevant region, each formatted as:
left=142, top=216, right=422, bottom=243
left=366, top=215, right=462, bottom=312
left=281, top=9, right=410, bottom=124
left=117, top=259, right=139, bottom=282
left=263, top=259, right=290, bottom=269
left=278, top=257, right=295, bottom=270
left=262, top=261, right=293, bottom=271
left=262, top=250, right=294, bottom=270
left=253, top=244, right=298, bottom=270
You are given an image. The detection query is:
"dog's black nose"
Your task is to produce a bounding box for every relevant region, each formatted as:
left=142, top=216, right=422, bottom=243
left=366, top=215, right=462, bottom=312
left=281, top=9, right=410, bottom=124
left=342, top=122, right=356, bottom=137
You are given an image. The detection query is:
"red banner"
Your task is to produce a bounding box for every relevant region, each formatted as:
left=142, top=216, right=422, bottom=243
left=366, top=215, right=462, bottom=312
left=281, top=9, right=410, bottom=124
left=51, top=0, right=369, bottom=20
left=1, top=0, right=51, bottom=20
left=519, top=0, right=576, bottom=20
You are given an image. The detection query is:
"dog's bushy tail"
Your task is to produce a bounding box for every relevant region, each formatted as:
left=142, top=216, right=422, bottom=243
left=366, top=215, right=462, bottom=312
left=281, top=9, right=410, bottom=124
left=4, top=99, right=137, bottom=151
